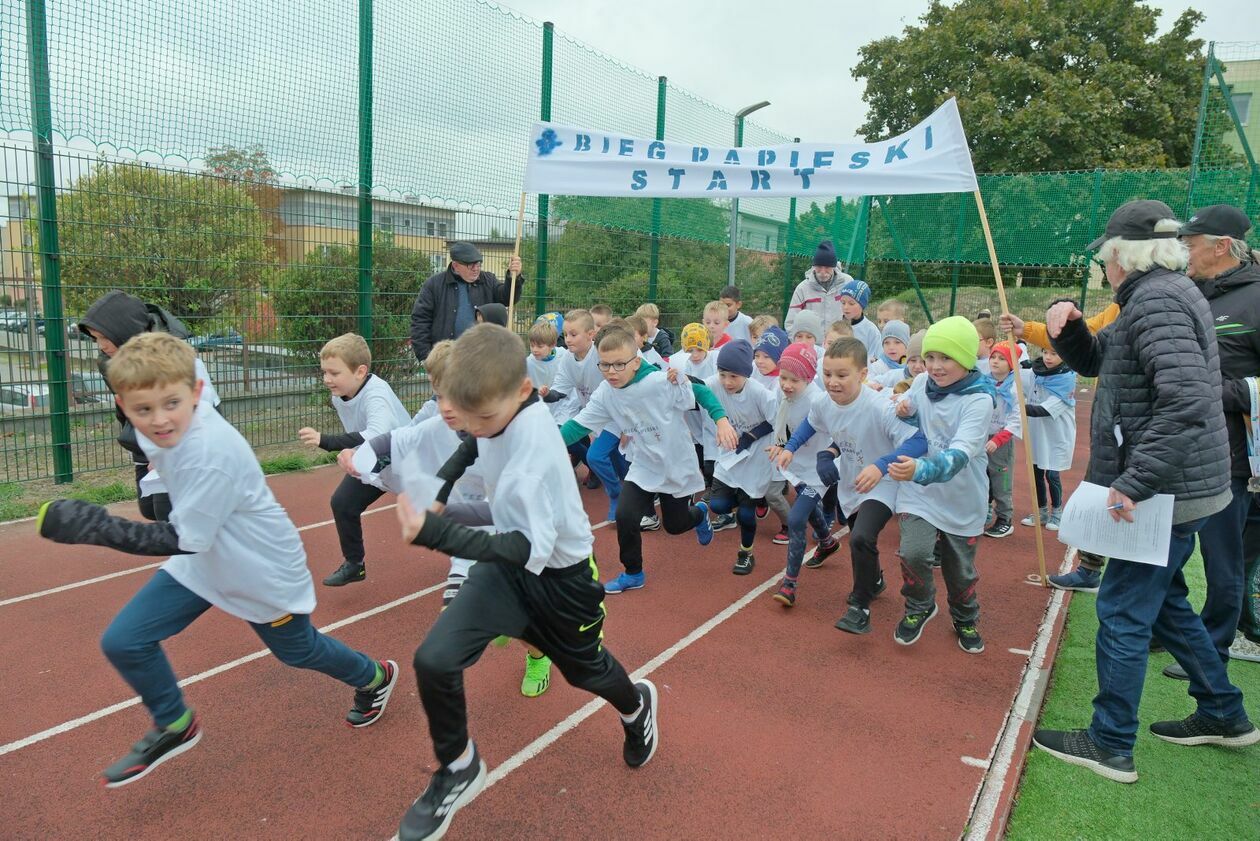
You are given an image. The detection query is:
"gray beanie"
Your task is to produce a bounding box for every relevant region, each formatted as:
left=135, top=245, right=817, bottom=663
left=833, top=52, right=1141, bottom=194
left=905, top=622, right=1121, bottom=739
left=881, top=319, right=910, bottom=346
left=791, top=310, right=825, bottom=343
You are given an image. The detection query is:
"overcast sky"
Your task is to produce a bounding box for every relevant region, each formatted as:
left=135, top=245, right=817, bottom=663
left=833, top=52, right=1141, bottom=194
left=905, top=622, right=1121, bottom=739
left=498, top=0, right=1254, bottom=143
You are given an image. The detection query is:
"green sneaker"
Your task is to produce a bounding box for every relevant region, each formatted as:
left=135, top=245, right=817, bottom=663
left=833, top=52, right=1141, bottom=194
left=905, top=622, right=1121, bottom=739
left=521, top=653, right=552, bottom=697
left=491, top=635, right=511, bottom=648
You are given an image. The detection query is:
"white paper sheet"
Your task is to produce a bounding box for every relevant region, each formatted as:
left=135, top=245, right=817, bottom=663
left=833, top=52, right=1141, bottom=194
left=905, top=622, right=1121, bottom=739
left=716, top=447, right=751, bottom=470
left=138, top=470, right=167, bottom=498
left=395, top=448, right=443, bottom=512
left=1055, top=481, right=1174, bottom=566
left=351, top=443, right=380, bottom=482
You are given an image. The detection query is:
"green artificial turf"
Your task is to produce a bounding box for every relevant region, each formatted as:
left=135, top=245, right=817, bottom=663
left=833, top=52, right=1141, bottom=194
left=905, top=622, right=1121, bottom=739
left=1005, top=553, right=1260, bottom=840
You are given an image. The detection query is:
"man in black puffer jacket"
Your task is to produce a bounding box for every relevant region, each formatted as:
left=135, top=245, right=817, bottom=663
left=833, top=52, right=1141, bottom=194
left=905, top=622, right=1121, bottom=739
left=1032, top=200, right=1258, bottom=784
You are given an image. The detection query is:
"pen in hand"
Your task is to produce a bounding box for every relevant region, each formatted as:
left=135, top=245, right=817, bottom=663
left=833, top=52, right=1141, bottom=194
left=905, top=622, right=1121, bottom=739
left=1105, top=503, right=1126, bottom=511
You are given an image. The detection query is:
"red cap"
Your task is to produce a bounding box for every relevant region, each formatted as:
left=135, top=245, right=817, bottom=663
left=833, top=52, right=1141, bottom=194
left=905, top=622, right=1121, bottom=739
left=779, top=342, right=818, bottom=382
left=990, top=342, right=1016, bottom=372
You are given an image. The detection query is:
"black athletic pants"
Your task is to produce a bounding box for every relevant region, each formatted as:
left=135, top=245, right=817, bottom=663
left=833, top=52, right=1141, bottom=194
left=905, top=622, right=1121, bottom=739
left=413, top=557, right=640, bottom=765
left=846, top=500, right=895, bottom=608
left=616, top=480, right=701, bottom=575
left=134, top=462, right=172, bottom=523
left=331, top=474, right=385, bottom=565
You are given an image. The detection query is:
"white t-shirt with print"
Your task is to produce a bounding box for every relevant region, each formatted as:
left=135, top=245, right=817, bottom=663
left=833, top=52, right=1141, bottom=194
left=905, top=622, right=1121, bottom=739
left=895, top=386, right=992, bottom=536
left=679, top=353, right=719, bottom=459
left=550, top=346, right=604, bottom=425
left=527, top=346, right=571, bottom=422
left=808, top=385, right=915, bottom=516
left=707, top=375, right=778, bottom=498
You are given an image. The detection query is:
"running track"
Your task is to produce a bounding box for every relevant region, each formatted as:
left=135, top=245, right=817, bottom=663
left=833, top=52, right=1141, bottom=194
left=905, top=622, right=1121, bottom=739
left=0, top=407, right=1092, bottom=840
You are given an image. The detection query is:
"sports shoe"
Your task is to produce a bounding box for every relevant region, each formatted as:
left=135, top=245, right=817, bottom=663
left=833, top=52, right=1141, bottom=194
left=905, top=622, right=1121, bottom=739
left=810, top=534, right=842, bottom=567
left=894, top=603, right=938, bottom=646
left=521, top=653, right=552, bottom=698
left=1229, top=633, right=1260, bottom=663
left=584, top=471, right=602, bottom=490
left=1021, top=507, right=1047, bottom=527
left=1149, top=713, right=1260, bottom=747
left=347, top=659, right=399, bottom=728
left=1032, top=729, right=1137, bottom=783
left=755, top=504, right=769, bottom=520
left=835, top=604, right=871, bottom=635
left=640, top=514, right=661, bottom=531
left=101, top=714, right=203, bottom=788
left=694, top=501, right=714, bottom=546
left=772, top=578, right=797, bottom=607
left=984, top=520, right=1013, bottom=539
left=733, top=548, right=755, bottom=576
left=323, top=560, right=365, bottom=587
left=711, top=512, right=737, bottom=532
left=873, top=572, right=887, bottom=598
left=772, top=528, right=789, bottom=545
left=1163, top=663, right=1189, bottom=681
left=604, top=571, right=645, bottom=594
left=955, top=622, right=985, bottom=654
left=441, top=574, right=467, bottom=610
left=1048, top=566, right=1101, bottom=593
left=621, top=679, right=659, bottom=768
left=491, top=635, right=511, bottom=648
left=396, top=747, right=488, bottom=841
left=1047, top=507, right=1063, bottom=531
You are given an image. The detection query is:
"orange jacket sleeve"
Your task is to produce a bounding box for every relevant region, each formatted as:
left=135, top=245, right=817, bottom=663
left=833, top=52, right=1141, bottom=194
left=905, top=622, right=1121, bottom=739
left=1022, top=302, right=1119, bottom=350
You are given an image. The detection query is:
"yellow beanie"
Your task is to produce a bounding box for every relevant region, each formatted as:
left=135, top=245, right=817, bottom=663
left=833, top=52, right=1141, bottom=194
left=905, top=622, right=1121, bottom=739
left=681, top=322, right=710, bottom=352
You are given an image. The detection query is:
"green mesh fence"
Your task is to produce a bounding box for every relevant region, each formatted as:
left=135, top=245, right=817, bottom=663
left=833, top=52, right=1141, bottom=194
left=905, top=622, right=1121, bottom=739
left=0, top=3, right=1256, bottom=484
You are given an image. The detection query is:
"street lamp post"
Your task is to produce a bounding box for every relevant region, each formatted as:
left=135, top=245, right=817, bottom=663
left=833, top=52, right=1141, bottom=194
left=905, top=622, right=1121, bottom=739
left=727, top=100, right=770, bottom=286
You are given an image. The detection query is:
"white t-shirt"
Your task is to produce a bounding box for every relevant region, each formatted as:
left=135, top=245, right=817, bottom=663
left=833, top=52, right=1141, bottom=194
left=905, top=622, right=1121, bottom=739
left=808, top=385, right=915, bottom=516
left=874, top=366, right=909, bottom=389
left=724, top=312, right=753, bottom=344
left=895, top=386, right=992, bottom=536
left=987, top=374, right=1023, bottom=439
left=141, top=400, right=315, bottom=624
left=333, top=374, right=411, bottom=439
left=976, top=357, right=992, bottom=378
left=679, top=353, right=718, bottom=458
left=410, top=397, right=439, bottom=426
left=573, top=370, right=703, bottom=497
left=867, top=357, right=895, bottom=380
left=194, top=358, right=221, bottom=408
left=475, top=401, right=595, bottom=574
left=550, top=346, right=604, bottom=424
left=850, top=317, right=882, bottom=363
left=526, top=347, right=571, bottom=422
left=707, top=375, right=778, bottom=497
left=777, top=382, right=829, bottom=494
left=1026, top=369, right=1076, bottom=471
left=386, top=416, right=486, bottom=505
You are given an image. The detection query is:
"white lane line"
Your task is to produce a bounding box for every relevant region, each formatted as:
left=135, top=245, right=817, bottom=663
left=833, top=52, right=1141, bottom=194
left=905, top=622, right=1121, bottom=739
left=961, top=756, right=990, bottom=769
left=0, top=580, right=444, bottom=758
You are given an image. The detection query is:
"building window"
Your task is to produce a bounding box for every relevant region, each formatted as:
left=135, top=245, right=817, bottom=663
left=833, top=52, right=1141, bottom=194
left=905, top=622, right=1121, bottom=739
left=438, top=222, right=448, bottom=236
left=1232, top=92, right=1252, bottom=126
left=426, top=221, right=435, bottom=236
left=379, top=215, right=393, bottom=231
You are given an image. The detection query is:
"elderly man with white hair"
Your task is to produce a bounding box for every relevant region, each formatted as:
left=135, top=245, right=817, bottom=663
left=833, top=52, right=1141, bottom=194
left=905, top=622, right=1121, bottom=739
left=1032, top=199, right=1258, bottom=784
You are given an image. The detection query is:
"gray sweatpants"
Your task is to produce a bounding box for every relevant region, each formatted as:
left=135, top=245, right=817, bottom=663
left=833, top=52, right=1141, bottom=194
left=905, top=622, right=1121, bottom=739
left=898, top=513, right=980, bottom=624
left=765, top=479, right=791, bottom=526
left=986, top=440, right=1014, bottom=524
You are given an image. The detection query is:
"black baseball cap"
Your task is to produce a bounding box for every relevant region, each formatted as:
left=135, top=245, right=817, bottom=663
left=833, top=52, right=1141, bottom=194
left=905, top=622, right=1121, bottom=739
left=449, top=241, right=483, bottom=263
left=1179, top=204, right=1252, bottom=239
left=1087, top=199, right=1179, bottom=251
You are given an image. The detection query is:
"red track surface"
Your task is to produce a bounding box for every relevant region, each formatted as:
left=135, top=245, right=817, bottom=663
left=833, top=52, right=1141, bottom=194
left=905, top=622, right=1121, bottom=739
left=0, top=403, right=1092, bottom=840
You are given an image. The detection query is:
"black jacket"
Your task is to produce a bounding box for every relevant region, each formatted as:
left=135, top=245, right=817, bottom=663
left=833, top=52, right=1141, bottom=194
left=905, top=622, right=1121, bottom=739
left=410, top=266, right=525, bottom=363
left=649, top=328, right=674, bottom=359
left=1051, top=267, right=1230, bottom=516
left=1200, top=259, right=1260, bottom=479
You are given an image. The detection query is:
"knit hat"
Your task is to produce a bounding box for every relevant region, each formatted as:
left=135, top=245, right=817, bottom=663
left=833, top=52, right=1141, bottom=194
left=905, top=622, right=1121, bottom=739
left=716, top=339, right=754, bottom=377
left=880, top=319, right=910, bottom=347
left=839, top=279, right=871, bottom=310
left=779, top=342, right=818, bottom=383
left=791, top=311, right=825, bottom=343
left=989, top=341, right=1016, bottom=373
left=921, top=316, right=978, bottom=370
left=680, top=322, right=710, bottom=352
left=813, top=239, right=838, bottom=268
left=474, top=303, right=508, bottom=327
left=907, top=329, right=926, bottom=360
left=754, top=326, right=789, bottom=364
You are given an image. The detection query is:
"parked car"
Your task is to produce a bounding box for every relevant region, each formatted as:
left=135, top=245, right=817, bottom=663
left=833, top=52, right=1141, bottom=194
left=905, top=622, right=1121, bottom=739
left=71, top=371, right=112, bottom=404
left=188, top=328, right=243, bottom=351
left=3, top=315, right=44, bottom=333
left=0, top=383, right=52, bottom=412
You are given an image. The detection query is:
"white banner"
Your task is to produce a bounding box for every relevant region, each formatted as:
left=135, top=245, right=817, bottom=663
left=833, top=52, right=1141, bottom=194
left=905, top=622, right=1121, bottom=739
left=523, top=98, right=978, bottom=198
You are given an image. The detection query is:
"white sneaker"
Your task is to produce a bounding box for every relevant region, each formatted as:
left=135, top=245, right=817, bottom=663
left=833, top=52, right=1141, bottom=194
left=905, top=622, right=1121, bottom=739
left=640, top=514, right=661, bottom=531
left=1229, top=633, right=1260, bottom=664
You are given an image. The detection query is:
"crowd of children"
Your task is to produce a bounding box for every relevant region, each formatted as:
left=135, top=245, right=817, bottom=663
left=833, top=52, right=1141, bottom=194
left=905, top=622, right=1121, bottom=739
left=37, top=274, right=1084, bottom=841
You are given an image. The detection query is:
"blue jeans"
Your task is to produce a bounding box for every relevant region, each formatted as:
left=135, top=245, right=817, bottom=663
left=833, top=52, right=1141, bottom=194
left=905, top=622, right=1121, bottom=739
left=784, top=484, right=829, bottom=578
left=1089, top=518, right=1249, bottom=755
left=101, top=570, right=377, bottom=728
left=709, top=479, right=758, bottom=548
left=586, top=430, right=628, bottom=503
left=1192, top=478, right=1250, bottom=660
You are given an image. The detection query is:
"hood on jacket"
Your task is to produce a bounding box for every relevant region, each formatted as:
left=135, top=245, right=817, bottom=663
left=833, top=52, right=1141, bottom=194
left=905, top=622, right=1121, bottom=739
left=79, top=291, right=191, bottom=348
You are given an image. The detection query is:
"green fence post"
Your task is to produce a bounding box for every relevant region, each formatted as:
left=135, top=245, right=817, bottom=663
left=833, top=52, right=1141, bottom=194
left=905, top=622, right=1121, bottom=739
left=781, top=137, right=800, bottom=318
left=948, top=192, right=967, bottom=316
left=535, top=21, right=554, bottom=318
left=648, top=76, right=666, bottom=304
left=356, top=0, right=374, bottom=338
left=26, top=0, right=72, bottom=483
left=875, top=197, right=932, bottom=323
left=1186, top=43, right=1215, bottom=217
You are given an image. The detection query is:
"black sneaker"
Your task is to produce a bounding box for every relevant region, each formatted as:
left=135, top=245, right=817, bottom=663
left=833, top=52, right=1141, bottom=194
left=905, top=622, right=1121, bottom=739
left=101, top=714, right=203, bottom=788
left=873, top=572, right=887, bottom=598
left=622, top=679, right=659, bottom=768
left=347, top=659, right=399, bottom=728
left=1162, top=663, right=1189, bottom=681
left=732, top=549, right=755, bottom=576
left=955, top=622, right=985, bottom=654
left=711, top=513, right=738, bottom=532
left=805, top=534, right=842, bottom=568
left=984, top=520, right=1014, bottom=539
left=441, top=574, right=467, bottom=610
left=835, top=605, right=871, bottom=635
left=894, top=603, right=938, bottom=646
left=324, top=560, right=366, bottom=587
left=1149, top=713, right=1260, bottom=747
left=397, top=749, right=488, bottom=841
left=1032, top=728, right=1137, bottom=783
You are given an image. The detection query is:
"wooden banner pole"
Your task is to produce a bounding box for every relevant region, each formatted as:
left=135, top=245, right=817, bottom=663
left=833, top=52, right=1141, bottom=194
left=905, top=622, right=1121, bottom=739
left=507, top=191, right=527, bottom=330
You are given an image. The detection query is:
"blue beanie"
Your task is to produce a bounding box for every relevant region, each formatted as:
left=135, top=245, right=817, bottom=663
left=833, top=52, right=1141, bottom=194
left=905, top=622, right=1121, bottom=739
left=754, top=326, right=789, bottom=364
left=839, top=279, right=871, bottom=310
left=717, top=339, right=754, bottom=377
left=813, top=239, right=838, bottom=268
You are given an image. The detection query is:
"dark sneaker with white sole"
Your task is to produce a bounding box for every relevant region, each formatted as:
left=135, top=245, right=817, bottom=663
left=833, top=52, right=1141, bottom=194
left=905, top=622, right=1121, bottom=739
left=732, top=549, right=755, bottom=575
left=622, top=679, right=660, bottom=768
left=835, top=604, right=871, bottom=635
left=984, top=520, right=1013, bottom=539
left=955, top=622, right=985, bottom=654
left=347, top=659, right=399, bottom=727
left=894, top=603, right=938, bottom=646
left=1032, top=728, right=1137, bottom=783
left=396, top=748, right=488, bottom=841
left=101, top=714, right=203, bottom=788
left=1149, top=713, right=1260, bottom=747
left=323, top=560, right=366, bottom=587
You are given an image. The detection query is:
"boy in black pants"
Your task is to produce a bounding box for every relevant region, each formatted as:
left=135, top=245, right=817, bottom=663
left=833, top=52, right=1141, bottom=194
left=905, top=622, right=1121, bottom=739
left=394, top=324, right=659, bottom=841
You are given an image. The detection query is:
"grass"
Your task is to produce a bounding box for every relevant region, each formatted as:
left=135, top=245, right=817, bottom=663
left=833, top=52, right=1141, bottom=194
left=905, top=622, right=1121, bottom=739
left=259, top=450, right=338, bottom=475
left=0, top=478, right=135, bottom=521
left=1006, top=553, right=1260, bottom=839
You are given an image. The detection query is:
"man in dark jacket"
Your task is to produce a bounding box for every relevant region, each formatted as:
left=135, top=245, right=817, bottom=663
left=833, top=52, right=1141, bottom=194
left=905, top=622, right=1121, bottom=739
left=410, top=242, right=524, bottom=363
left=1032, top=200, right=1257, bottom=784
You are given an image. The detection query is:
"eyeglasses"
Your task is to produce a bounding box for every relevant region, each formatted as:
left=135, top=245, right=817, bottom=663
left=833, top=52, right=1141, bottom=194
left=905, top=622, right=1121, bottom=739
left=596, top=357, right=636, bottom=372
left=455, top=260, right=482, bottom=268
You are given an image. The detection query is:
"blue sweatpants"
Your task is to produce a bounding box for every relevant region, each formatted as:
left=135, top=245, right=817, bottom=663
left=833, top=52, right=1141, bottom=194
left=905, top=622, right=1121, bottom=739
left=587, top=430, right=629, bottom=507
left=101, top=570, right=377, bottom=728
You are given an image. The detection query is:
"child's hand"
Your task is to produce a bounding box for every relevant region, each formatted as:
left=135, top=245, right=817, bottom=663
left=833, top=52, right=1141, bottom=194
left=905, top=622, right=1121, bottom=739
left=772, top=448, right=793, bottom=470
left=896, top=400, right=914, bottom=419
left=665, top=367, right=680, bottom=384
left=984, top=440, right=998, bottom=455
left=397, top=493, right=427, bottom=543
left=715, top=418, right=738, bottom=450
left=854, top=464, right=883, bottom=494
left=888, top=456, right=916, bottom=482
left=538, top=385, right=549, bottom=397
left=338, top=447, right=360, bottom=477
left=620, top=433, right=632, bottom=449
left=867, top=381, right=884, bottom=391
left=297, top=427, right=321, bottom=447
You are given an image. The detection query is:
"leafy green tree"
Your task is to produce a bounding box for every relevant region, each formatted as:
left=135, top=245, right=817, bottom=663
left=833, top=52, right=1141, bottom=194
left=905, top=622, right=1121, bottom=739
left=852, top=0, right=1241, bottom=172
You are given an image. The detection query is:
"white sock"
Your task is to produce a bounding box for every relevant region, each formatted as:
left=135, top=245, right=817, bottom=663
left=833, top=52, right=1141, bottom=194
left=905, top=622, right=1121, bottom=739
left=447, top=741, right=475, bottom=772
left=619, top=699, right=644, bottom=724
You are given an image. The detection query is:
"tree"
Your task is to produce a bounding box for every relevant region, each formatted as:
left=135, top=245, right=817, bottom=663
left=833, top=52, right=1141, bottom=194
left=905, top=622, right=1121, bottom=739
left=49, top=162, right=269, bottom=321
left=852, top=0, right=1241, bottom=172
